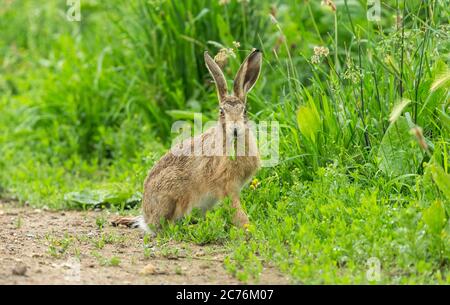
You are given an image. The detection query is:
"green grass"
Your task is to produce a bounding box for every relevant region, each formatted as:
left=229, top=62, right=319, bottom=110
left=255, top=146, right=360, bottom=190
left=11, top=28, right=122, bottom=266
left=0, top=0, right=449, bottom=283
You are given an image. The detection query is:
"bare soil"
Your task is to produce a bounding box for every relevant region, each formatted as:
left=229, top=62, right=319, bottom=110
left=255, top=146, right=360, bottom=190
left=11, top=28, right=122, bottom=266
left=0, top=201, right=289, bottom=284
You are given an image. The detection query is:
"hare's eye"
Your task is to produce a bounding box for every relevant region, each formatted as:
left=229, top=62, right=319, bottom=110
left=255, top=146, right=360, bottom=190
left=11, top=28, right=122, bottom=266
left=219, top=107, right=225, bottom=115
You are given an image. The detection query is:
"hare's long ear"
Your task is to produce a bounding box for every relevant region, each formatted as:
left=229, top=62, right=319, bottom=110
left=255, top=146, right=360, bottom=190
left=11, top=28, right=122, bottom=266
left=204, top=51, right=228, bottom=101
left=233, top=49, right=262, bottom=102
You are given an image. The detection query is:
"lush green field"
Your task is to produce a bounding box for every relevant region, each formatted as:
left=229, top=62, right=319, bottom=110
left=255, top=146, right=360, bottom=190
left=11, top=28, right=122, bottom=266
left=1, top=0, right=449, bottom=283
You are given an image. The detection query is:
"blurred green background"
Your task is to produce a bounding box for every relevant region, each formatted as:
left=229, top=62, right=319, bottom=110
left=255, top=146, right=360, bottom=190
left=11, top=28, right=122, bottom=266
left=0, top=0, right=449, bottom=283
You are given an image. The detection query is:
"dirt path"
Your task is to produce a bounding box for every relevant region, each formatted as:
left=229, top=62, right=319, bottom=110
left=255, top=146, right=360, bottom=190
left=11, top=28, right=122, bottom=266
left=0, top=201, right=288, bottom=284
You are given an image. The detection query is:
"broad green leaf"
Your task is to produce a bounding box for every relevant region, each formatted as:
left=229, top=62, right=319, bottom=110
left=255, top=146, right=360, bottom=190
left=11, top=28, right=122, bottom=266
left=423, top=200, right=446, bottom=235
left=429, top=163, right=450, bottom=201
left=377, top=117, right=423, bottom=176
left=296, top=104, right=321, bottom=143
left=64, top=184, right=141, bottom=209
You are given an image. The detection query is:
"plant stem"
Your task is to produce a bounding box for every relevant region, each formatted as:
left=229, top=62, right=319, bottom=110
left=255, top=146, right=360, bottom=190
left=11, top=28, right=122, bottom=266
left=414, top=3, right=430, bottom=124
left=399, top=0, right=406, bottom=99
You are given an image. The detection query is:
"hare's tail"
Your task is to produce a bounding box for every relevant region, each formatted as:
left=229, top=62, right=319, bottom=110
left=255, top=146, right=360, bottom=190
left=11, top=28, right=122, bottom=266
left=111, top=215, right=150, bottom=233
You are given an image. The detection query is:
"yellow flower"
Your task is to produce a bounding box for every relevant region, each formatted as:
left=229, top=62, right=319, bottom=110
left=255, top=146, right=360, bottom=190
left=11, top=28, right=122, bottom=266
left=250, top=178, right=260, bottom=190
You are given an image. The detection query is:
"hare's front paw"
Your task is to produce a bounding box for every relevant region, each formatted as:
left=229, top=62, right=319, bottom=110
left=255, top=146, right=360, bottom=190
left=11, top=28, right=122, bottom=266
left=232, top=209, right=250, bottom=228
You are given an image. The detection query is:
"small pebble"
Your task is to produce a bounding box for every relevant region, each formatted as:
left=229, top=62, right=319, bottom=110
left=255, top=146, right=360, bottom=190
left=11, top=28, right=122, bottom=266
left=12, top=264, right=27, bottom=276
left=140, top=263, right=157, bottom=275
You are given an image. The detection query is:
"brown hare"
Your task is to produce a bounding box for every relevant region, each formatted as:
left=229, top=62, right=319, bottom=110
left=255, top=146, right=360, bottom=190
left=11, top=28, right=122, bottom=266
left=112, top=49, right=262, bottom=234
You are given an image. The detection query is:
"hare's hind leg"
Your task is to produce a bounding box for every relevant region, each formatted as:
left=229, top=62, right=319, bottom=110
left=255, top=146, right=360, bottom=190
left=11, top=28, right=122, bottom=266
left=111, top=216, right=141, bottom=228
left=110, top=215, right=156, bottom=236
left=142, top=194, right=179, bottom=231
left=230, top=193, right=249, bottom=228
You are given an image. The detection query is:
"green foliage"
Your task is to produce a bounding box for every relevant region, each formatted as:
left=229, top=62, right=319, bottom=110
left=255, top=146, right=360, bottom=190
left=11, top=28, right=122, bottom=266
left=429, top=162, right=450, bottom=202
left=113, top=0, right=271, bottom=136
left=296, top=103, right=321, bottom=144
left=158, top=203, right=234, bottom=245
left=423, top=200, right=446, bottom=235
left=64, top=184, right=141, bottom=209
left=229, top=164, right=450, bottom=284
left=377, top=117, right=423, bottom=176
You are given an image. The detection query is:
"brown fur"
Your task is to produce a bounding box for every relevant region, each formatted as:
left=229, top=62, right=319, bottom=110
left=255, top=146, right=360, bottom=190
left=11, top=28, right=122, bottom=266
left=140, top=50, right=263, bottom=231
